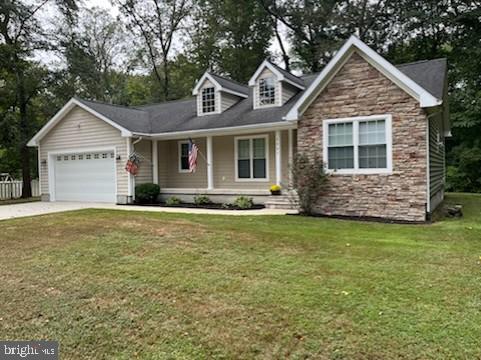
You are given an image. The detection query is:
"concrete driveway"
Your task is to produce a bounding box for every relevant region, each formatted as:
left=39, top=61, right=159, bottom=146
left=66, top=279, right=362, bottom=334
left=0, top=201, right=296, bottom=221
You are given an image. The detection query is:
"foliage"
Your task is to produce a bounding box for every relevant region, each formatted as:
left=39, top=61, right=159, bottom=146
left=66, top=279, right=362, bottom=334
left=165, top=196, right=181, bottom=206
left=193, top=195, right=211, bottom=205
left=190, top=0, right=274, bottom=83
left=135, top=183, right=160, bottom=204
left=292, top=153, right=329, bottom=215
left=233, top=196, right=254, bottom=209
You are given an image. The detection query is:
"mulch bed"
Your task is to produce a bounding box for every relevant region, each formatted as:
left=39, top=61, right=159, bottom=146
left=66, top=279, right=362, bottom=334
left=127, top=202, right=265, bottom=211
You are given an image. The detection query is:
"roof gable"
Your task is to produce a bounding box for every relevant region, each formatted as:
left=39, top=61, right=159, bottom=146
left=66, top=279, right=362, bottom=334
left=192, top=72, right=248, bottom=98
left=27, top=98, right=133, bottom=147
left=248, top=59, right=305, bottom=89
left=285, top=36, right=442, bottom=121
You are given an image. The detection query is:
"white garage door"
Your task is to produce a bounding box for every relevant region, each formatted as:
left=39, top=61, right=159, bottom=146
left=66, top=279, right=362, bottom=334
left=54, top=151, right=116, bottom=202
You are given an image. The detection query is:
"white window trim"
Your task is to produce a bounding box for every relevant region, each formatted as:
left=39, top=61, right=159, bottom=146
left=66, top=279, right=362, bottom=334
left=200, top=86, right=217, bottom=115
left=254, top=73, right=280, bottom=110
left=322, top=114, right=393, bottom=175
left=178, top=140, right=191, bottom=173
left=258, top=76, right=277, bottom=108
left=234, top=134, right=270, bottom=182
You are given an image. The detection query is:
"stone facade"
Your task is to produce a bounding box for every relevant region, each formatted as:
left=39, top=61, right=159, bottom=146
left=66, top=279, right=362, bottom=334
left=298, top=52, right=428, bottom=222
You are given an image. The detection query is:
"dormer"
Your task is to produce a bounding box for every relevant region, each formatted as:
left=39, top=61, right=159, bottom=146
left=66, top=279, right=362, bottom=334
left=248, top=60, right=305, bottom=110
left=192, top=72, right=248, bottom=116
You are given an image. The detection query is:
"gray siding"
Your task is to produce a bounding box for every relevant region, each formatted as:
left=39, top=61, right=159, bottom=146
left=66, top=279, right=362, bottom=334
left=429, top=112, right=445, bottom=199
left=221, top=92, right=240, bottom=111
left=39, top=106, right=129, bottom=197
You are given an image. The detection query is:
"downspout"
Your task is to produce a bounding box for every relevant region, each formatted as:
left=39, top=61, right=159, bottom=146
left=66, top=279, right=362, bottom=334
left=425, top=110, right=442, bottom=218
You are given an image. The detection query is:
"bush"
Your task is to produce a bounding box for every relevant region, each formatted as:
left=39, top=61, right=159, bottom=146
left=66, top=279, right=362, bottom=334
left=291, top=153, right=329, bottom=215
left=233, top=196, right=254, bottom=209
left=194, top=195, right=211, bottom=205
left=135, top=183, right=160, bottom=204
left=165, top=196, right=181, bottom=206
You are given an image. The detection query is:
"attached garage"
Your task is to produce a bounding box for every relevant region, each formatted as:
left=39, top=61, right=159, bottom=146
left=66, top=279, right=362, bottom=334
left=51, top=151, right=116, bottom=202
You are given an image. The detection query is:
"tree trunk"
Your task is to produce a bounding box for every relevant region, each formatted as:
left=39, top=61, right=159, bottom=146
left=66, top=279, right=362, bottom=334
left=17, top=68, right=32, bottom=198
left=163, top=59, right=169, bottom=100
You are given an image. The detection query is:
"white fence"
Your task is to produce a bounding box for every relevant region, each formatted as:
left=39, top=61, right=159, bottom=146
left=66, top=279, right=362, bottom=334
left=0, top=180, right=40, bottom=200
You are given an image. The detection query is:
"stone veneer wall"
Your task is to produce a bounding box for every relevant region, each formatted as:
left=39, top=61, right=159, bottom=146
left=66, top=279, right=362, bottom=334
left=298, top=52, right=428, bottom=222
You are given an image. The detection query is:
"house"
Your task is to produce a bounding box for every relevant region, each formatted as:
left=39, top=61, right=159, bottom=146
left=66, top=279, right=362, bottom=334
left=27, top=36, right=449, bottom=222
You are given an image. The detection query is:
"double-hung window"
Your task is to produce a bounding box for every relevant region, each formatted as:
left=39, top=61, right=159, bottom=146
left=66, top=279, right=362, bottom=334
left=179, top=141, right=190, bottom=172
left=202, top=87, right=216, bottom=114
left=324, top=115, right=392, bottom=174
left=259, top=77, right=276, bottom=106
left=236, top=135, right=268, bottom=180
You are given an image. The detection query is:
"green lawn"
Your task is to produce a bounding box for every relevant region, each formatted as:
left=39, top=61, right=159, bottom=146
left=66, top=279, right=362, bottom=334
left=1, top=193, right=480, bottom=359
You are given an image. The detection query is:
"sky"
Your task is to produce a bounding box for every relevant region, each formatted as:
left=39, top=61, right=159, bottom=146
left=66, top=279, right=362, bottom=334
left=38, top=0, right=290, bottom=72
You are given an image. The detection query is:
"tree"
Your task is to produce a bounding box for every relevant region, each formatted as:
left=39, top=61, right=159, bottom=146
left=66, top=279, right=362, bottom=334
left=259, top=0, right=392, bottom=72
left=189, top=0, right=274, bottom=83
left=0, top=0, right=78, bottom=197
left=116, top=0, right=193, bottom=101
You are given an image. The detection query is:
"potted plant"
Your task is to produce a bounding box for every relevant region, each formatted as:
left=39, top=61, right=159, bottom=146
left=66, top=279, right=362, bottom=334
left=270, top=184, right=281, bottom=195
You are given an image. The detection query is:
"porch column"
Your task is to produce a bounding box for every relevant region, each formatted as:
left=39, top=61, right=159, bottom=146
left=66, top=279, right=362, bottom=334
left=152, top=140, right=158, bottom=184
left=207, top=136, right=214, bottom=190
left=275, top=130, right=282, bottom=186
left=288, top=128, right=293, bottom=186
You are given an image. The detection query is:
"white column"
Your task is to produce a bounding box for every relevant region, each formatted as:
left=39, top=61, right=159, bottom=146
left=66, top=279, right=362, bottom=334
left=152, top=140, right=158, bottom=184
left=207, top=136, right=214, bottom=190
left=288, top=128, right=294, bottom=186
left=126, top=137, right=133, bottom=198
left=275, top=130, right=282, bottom=186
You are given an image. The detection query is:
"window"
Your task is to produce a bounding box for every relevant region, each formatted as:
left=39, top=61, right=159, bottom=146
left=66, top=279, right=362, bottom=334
left=259, top=77, right=276, bottom=106
left=202, top=87, right=216, bottom=113
left=235, top=136, right=268, bottom=181
left=178, top=141, right=190, bottom=172
left=324, top=115, right=392, bottom=174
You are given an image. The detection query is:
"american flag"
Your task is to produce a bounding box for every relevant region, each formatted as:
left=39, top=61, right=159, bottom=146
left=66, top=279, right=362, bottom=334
left=188, top=138, right=198, bottom=173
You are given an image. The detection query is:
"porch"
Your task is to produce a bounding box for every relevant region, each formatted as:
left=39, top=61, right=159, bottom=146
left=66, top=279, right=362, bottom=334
left=132, top=127, right=297, bottom=205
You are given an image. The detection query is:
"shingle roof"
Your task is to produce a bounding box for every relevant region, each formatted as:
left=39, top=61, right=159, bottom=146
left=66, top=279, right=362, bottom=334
left=267, top=60, right=305, bottom=88
left=75, top=58, right=446, bottom=135
left=209, top=73, right=249, bottom=96
left=396, top=58, right=447, bottom=99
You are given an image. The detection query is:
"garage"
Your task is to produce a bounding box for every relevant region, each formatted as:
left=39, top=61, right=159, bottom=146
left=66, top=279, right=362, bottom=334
left=53, top=151, right=116, bottom=202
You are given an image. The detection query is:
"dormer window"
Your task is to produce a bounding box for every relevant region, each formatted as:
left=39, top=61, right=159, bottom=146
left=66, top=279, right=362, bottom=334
left=259, top=77, right=276, bottom=105
left=202, top=87, right=216, bottom=113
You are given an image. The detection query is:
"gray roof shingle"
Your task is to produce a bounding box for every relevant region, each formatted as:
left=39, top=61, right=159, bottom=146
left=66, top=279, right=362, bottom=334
left=209, top=73, right=249, bottom=96
left=267, top=60, right=305, bottom=88
left=75, top=58, right=446, bottom=135
left=396, top=58, right=447, bottom=99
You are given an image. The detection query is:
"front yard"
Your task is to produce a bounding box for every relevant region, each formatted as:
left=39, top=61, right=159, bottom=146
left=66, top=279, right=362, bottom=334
left=1, top=193, right=480, bottom=359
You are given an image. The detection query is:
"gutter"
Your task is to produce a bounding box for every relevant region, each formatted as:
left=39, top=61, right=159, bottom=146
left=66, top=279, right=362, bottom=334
left=133, top=121, right=297, bottom=140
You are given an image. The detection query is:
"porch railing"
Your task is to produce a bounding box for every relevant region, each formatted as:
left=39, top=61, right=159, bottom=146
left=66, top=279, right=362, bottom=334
left=0, top=180, right=40, bottom=200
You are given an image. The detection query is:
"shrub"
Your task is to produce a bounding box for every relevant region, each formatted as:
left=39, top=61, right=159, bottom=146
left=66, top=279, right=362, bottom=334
left=233, top=196, right=254, bottom=209
left=135, top=183, right=160, bottom=204
left=165, top=196, right=181, bottom=206
left=193, top=195, right=211, bottom=205
left=291, top=153, right=328, bottom=215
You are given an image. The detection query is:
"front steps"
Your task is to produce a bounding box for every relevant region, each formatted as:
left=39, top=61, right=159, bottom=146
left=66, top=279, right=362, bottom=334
left=264, top=192, right=299, bottom=210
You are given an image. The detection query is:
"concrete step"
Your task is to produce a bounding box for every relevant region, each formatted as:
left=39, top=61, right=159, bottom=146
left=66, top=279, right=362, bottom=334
left=264, top=193, right=299, bottom=210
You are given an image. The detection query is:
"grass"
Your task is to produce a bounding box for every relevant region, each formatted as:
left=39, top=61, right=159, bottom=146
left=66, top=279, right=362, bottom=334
left=0, top=196, right=40, bottom=206
left=1, top=193, right=480, bottom=359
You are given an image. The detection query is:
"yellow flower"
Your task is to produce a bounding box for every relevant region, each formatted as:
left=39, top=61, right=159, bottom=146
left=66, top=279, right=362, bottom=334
left=270, top=184, right=281, bottom=191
